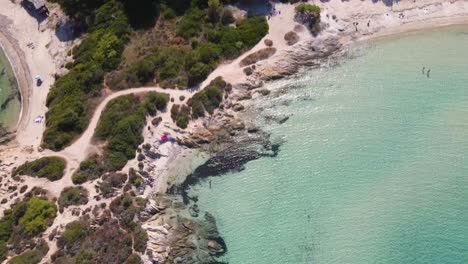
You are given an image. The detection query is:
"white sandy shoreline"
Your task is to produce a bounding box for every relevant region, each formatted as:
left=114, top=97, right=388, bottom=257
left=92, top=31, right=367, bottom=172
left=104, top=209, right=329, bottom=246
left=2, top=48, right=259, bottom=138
left=358, top=15, right=468, bottom=43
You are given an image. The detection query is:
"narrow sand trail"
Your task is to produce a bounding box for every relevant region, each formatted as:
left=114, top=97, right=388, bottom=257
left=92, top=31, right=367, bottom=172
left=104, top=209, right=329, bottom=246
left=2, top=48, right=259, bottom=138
left=49, top=87, right=193, bottom=183
left=60, top=87, right=192, bottom=163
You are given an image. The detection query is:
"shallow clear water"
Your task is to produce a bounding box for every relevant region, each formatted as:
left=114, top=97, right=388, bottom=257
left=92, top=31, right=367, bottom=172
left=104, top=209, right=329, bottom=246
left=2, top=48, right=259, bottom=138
left=191, top=26, right=468, bottom=264
left=0, top=47, right=20, bottom=129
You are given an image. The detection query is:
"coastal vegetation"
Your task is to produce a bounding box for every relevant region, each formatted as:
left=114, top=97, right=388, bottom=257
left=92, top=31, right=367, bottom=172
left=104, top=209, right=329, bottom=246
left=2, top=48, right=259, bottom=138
left=169, top=77, right=229, bottom=128
left=43, top=0, right=268, bottom=151
left=98, top=173, right=128, bottom=198
left=13, top=156, right=66, bottom=181
left=96, top=92, right=167, bottom=170
left=7, top=240, right=49, bottom=264
left=43, top=1, right=132, bottom=151
left=73, top=92, right=168, bottom=184
left=58, top=187, right=89, bottom=210
left=0, top=195, right=56, bottom=262
left=188, top=77, right=229, bottom=118
left=294, top=3, right=321, bottom=33
left=108, top=3, right=268, bottom=89
left=54, top=220, right=138, bottom=263
left=171, top=104, right=191, bottom=129
left=54, top=193, right=147, bottom=263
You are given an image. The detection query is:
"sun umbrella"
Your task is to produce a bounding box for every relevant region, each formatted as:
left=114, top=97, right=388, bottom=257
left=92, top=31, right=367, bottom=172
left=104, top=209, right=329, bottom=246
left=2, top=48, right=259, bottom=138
left=34, top=75, right=41, bottom=80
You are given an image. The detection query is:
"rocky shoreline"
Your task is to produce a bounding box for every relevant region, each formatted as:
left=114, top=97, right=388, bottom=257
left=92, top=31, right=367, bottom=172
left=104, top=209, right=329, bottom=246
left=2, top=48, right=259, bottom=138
left=142, top=193, right=227, bottom=264
left=141, top=19, right=349, bottom=262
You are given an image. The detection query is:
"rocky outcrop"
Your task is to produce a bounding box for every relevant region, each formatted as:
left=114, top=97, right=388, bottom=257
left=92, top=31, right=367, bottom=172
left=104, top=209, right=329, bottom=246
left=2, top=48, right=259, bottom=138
left=253, top=36, right=342, bottom=80
left=143, top=194, right=227, bottom=264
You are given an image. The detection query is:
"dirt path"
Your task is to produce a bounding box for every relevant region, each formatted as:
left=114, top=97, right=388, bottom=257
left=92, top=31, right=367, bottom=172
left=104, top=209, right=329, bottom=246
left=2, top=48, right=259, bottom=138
left=49, top=87, right=192, bottom=183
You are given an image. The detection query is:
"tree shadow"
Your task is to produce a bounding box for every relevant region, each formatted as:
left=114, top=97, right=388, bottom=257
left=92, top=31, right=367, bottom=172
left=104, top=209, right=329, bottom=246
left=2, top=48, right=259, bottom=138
left=20, top=0, right=47, bottom=24
left=122, top=0, right=160, bottom=30
left=54, top=19, right=76, bottom=42
left=236, top=0, right=275, bottom=16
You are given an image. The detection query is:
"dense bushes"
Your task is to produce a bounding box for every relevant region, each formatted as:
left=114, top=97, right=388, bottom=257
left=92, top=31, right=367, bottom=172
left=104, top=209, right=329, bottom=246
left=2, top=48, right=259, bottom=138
left=99, top=173, right=128, bottom=198
left=188, top=77, right=228, bottom=118
left=58, top=187, right=89, bottom=209
left=58, top=220, right=91, bottom=249
left=8, top=240, right=49, bottom=264
left=132, top=225, right=148, bottom=253
left=72, top=156, right=107, bottom=184
left=44, top=0, right=268, bottom=150
left=171, top=104, right=191, bottom=129
left=51, top=0, right=158, bottom=29
left=42, top=1, right=132, bottom=151
left=54, top=195, right=147, bottom=263
left=169, top=77, right=228, bottom=128
left=18, top=197, right=57, bottom=236
left=109, top=194, right=146, bottom=229
left=108, top=5, right=268, bottom=89
left=55, top=220, right=136, bottom=263
left=0, top=197, right=56, bottom=262
left=74, top=92, right=168, bottom=182
left=98, top=93, right=167, bottom=170
left=13, top=157, right=66, bottom=181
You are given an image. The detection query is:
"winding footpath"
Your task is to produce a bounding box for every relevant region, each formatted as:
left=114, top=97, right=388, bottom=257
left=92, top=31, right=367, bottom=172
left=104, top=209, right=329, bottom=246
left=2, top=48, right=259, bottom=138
left=34, top=87, right=193, bottom=193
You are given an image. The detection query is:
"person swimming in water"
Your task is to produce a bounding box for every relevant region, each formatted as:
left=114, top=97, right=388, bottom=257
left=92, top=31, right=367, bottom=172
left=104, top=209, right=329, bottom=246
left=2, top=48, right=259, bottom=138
left=427, top=69, right=431, bottom=78
left=422, top=66, right=425, bottom=75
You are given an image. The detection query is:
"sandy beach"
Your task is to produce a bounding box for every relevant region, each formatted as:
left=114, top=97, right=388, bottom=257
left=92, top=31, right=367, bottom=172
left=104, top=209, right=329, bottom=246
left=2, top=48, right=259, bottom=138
left=0, top=0, right=70, bottom=150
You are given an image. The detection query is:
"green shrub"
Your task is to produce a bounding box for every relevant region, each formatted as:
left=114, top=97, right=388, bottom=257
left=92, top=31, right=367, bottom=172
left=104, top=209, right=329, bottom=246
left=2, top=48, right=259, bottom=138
left=109, top=11, right=268, bottom=90
left=294, top=3, right=321, bottom=32
left=8, top=243, right=48, bottom=264
left=0, top=241, right=6, bottom=262
left=96, top=95, right=148, bottom=170
left=110, top=194, right=144, bottom=228
left=13, top=157, right=66, bottom=181
left=58, top=187, right=89, bottom=209
left=295, top=3, right=321, bottom=13
left=0, top=196, right=57, bottom=259
left=237, top=16, right=269, bottom=47
left=132, top=225, right=147, bottom=253
left=42, top=1, right=132, bottom=151
left=170, top=104, right=190, bottom=129
left=59, top=220, right=92, bottom=249
left=57, top=221, right=133, bottom=263
left=188, top=77, right=227, bottom=118
left=18, top=197, right=57, bottom=236
left=95, top=95, right=139, bottom=139
left=99, top=173, right=128, bottom=198
left=144, top=92, right=170, bottom=113
left=72, top=172, right=90, bottom=185
left=125, top=253, right=143, bottom=264
left=176, top=8, right=203, bottom=39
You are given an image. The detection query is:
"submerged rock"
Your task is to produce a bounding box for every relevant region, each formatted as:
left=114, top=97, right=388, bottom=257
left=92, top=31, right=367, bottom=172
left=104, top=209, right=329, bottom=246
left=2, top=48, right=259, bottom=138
left=143, top=194, right=227, bottom=264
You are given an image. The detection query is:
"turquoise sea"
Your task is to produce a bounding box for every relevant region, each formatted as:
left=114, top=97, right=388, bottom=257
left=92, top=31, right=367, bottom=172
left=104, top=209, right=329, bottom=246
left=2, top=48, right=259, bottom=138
left=0, top=47, right=20, bottom=129
left=190, top=26, right=468, bottom=264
